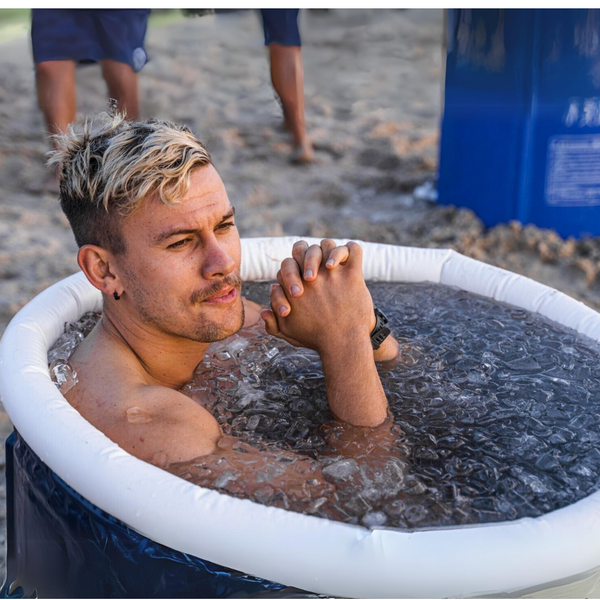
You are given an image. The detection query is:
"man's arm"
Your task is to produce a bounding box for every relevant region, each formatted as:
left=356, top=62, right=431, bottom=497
left=319, top=332, right=389, bottom=427
left=115, top=389, right=339, bottom=502
left=262, top=241, right=389, bottom=427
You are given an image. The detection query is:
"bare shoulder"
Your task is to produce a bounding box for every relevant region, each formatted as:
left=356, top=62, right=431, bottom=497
left=127, top=385, right=221, bottom=464
left=67, top=374, right=221, bottom=465
left=65, top=323, right=221, bottom=465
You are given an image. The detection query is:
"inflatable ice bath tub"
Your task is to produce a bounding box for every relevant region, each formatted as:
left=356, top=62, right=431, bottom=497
left=1, top=237, right=600, bottom=598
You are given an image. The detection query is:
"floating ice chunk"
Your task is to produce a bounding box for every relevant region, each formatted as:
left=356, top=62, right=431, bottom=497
left=403, top=505, right=427, bottom=524
left=386, top=499, right=405, bottom=516
left=254, top=485, right=275, bottom=503
left=506, top=357, right=542, bottom=372
left=402, top=477, right=427, bottom=496
left=291, top=398, right=313, bottom=414
left=568, top=464, right=594, bottom=477
left=414, top=446, right=438, bottom=461
left=256, top=462, right=286, bottom=483
left=535, top=451, right=560, bottom=472
left=265, top=347, right=279, bottom=361
left=569, top=414, right=597, bottom=429
left=309, top=497, right=328, bottom=513
left=49, top=360, right=79, bottom=394
left=246, top=415, right=261, bottom=431
left=48, top=331, right=84, bottom=362
left=232, top=387, right=265, bottom=412
left=226, top=337, right=250, bottom=357
left=214, top=470, right=237, bottom=489
left=517, top=471, right=551, bottom=494
left=362, top=511, right=388, bottom=528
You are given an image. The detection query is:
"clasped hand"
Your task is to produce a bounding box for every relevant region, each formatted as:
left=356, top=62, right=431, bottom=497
left=260, top=239, right=376, bottom=354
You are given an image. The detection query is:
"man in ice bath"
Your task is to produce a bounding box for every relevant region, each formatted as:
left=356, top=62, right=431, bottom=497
left=49, top=114, right=399, bottom=467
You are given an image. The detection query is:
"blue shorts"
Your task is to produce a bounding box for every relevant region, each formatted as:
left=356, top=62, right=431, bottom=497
left=260, top=9, right=301, bottom=47
left=31, top=9, right=151, bottom=73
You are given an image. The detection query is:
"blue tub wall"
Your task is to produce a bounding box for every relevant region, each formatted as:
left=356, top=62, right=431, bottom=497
left=1, top=431, right=307, bottom=599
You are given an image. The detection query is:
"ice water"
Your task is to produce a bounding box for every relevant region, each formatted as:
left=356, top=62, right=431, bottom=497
left=51, top=282, right=600, bottom=531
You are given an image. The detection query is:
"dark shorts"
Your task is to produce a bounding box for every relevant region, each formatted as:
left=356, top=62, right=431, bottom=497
left=260, top=9, right=301, bottom=47
left=31, top=9, right=151, bottom=73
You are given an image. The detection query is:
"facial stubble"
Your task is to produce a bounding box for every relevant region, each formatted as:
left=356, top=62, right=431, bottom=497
left=125, top=266, right=245, bottom=343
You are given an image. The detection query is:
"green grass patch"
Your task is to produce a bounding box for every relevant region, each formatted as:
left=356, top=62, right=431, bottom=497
left=149, top=9, right=186, bottom=29
left=0, top=8, right=31, bottom=44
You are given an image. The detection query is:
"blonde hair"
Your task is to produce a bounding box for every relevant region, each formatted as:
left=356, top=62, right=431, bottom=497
left=47, top=113, right=212, bottom=253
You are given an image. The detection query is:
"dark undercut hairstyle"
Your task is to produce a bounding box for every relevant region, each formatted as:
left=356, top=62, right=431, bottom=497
left=47, top=113, right=212, bottom=254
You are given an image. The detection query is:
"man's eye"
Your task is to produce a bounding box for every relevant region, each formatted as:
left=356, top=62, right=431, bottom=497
left=168, top=238, right=191, bottom=249
left=217, top=222, right=235, bottom=231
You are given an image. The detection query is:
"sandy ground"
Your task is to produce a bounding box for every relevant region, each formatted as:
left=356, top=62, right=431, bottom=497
left=1, top=8, right=600, bottom=579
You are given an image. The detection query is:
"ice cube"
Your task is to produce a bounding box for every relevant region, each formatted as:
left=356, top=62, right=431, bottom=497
left=362, top=511, right=388, bottom=528
left=214, top=471, right=237, bottom=489
left=49, top=360, right=79, bottom=394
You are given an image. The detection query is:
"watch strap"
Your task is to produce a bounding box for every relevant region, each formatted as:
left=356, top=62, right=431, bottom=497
left=370, top=307, right=391, bottom=350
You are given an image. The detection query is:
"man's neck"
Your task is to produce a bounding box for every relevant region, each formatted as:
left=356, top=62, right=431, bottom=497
left=100, top=307, right=210, bottom=390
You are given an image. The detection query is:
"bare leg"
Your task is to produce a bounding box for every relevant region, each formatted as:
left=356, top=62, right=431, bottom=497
left=100, top=59, right=139, bottom=120
left=36, top=60, right=77, bottom=138
left=268, top=43, right=314, bottom=163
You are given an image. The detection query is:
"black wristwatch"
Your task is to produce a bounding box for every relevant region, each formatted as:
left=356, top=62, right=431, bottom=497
left=370, top=307, right=391, bottom=350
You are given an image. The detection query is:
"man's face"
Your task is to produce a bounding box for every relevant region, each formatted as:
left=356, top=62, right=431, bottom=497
left=115, top=164, right=244, bottom=343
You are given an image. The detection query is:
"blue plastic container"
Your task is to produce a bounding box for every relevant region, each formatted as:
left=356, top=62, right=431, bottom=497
left=439, top=9, right=600, bottom=238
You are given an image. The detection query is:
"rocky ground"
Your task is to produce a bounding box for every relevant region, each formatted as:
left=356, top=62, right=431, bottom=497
left=1, top=8, right=600, bottom=578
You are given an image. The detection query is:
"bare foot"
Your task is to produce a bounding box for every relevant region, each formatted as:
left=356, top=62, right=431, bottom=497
left=290, top=138, right=315, bottom=164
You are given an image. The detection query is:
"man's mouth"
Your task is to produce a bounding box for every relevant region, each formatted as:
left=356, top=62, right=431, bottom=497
left=203, top=286, right=237, bottom=304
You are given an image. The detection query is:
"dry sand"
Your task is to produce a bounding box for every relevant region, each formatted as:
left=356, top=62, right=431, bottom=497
left=1, top=8, right=600, bottom=576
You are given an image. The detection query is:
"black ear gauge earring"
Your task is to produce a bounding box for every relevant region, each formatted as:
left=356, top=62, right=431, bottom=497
left=113, top=291, right=121, bottom=300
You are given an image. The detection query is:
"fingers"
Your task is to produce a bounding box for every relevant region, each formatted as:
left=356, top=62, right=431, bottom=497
left=319, top=238, right=337, bottom=265
left=291, top=240, right=309, bottom=273
left=302, top=244, right=323, bottom=281
left=270, top=283, right=290, bottom=317
left=279, top=257, right=304, bottom=297
left=260, top=307, right=303, bottom=347
left=345, top=241, right=363, bottom=270
left=260, top=308, right=280, bottom=336
left=285, top=239, right=359, bottom=291
left=291, top=240, right=323, bottom=282
left=325, top=245, right=350, bottom=269
left=291, top=238, right=343, bottom=281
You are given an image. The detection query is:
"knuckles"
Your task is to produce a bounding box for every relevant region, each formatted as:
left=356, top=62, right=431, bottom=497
left=281, top=257, right=298, bottom=271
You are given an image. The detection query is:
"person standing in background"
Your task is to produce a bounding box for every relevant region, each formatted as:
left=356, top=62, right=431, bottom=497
left=31, top=9, right=151, bottom=138
left=260, top=9, right=314, bottom=164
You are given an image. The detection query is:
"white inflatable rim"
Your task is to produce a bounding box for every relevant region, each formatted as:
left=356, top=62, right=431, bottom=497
left=1, top=236, right=600, bottom=599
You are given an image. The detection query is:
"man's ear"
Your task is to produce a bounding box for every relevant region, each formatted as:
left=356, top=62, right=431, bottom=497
left=77, top=245, right=122, bottom=297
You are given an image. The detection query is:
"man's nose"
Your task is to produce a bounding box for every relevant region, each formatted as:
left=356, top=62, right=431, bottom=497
left=201, top=237, right=236, bottom=280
